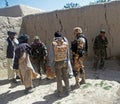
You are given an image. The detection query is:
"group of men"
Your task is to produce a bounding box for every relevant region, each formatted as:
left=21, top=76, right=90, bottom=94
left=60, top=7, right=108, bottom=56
left=4, top=27, right=108, bottom=96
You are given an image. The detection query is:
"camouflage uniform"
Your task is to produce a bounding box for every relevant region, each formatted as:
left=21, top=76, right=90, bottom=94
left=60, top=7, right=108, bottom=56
left=71, top=27, right=88, bottom=88
left=93, top=30, right=108, bottom=69
left=31, top=36, right=47, bottom=77
left=48, top=31, right=70, bottom=97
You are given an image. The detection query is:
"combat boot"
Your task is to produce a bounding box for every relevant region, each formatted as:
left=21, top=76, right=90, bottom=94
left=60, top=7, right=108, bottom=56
left=80, top=73, right=86, bottom=85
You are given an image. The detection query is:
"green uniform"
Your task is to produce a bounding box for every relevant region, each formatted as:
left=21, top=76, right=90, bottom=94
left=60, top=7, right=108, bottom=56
left=93, top=35, right=108, bottom=69
left=31, top=42, right=47, bottom=76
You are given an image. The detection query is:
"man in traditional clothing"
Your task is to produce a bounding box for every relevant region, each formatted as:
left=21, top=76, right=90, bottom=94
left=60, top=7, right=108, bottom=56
left=3, top=31, right=20, bottom=83
left=71, top=27, right=88, bottom=88
left=48, top=31, right=70, bottom=97
left=13, top=34, right=38, bottom=94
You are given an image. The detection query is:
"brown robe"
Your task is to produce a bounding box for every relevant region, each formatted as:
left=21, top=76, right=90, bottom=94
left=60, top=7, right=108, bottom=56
left=19, top=52, right=38, bottom=88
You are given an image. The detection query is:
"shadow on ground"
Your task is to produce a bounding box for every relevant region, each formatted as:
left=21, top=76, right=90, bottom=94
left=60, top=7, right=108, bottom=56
left=0, top=89, right=25, bottom=104
left=84, top=60, right=120, bottom=83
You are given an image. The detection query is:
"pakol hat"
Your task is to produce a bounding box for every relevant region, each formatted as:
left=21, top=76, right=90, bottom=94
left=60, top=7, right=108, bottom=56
left=18, top=34, right=29, bottom=43
left=7, top=31, right=16, bottom=35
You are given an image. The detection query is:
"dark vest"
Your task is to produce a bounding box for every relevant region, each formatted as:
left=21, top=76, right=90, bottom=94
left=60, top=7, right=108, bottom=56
left=71, top=34, right=88, bottom=54
left=6, top=38, right=14, bottom=58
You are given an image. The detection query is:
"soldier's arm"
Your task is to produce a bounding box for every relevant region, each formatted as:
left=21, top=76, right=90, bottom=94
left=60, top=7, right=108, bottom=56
left=30, top=44, right=35, bottom=56
left=71, top=40, right=77, bottom=53
left=93, top=36, right=98, bottom=54
left=104, top=37, right=108, bottom=46
left=93, top=36, right=98, bottom=50
left=84, top=37, right=88, bottom=53
left=42, top=43, right=48, bottom=57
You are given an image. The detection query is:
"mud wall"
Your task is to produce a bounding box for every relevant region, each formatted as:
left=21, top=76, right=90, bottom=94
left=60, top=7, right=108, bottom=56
left=0, top=16, right=22, bottom=78
left=21, top=1, right=120, bottom=59
left=0, top=1, right=120, bottom=78
left=0, top=5, right=42, bottom=17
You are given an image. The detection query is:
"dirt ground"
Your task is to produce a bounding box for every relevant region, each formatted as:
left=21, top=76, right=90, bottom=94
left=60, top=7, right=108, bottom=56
left=0, top=59, right=120, bottom=104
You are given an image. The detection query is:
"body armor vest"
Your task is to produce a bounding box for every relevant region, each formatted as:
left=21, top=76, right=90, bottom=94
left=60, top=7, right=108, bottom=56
left=77, top=37, right=85, bottom=49
left=52, top=40, right=68, bottom=62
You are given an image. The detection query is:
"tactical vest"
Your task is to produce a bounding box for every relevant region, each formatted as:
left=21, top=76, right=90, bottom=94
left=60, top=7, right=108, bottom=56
left=52, top=40, right=68, bottom=62
left=76, top=37, right=85, bottom=57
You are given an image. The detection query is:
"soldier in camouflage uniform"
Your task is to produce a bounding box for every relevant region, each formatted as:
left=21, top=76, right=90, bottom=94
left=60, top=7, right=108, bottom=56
left=48, top=31, right=70, bottom=97
left=71, top=27, right=88, bottom=88
left=93, top=29, right=108, bottom=70
left=31, top=36, right=47, bottom=78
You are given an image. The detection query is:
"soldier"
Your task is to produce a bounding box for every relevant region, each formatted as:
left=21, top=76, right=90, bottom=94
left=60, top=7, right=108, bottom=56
left=31, top=36, right=47, bottom=78
left=3, top=31, right=20, bottom=83
left=93, top=29, right=108, bottom=70
left=71, top=27, right=88, bottom=88
left=48, top=31, right=70, bottom=97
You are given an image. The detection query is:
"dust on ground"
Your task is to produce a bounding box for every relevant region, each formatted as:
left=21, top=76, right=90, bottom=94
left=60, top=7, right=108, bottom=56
left=0, top=59, right=120, bottom=104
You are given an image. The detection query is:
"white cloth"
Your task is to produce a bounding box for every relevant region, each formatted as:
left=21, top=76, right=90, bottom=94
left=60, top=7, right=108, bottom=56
left=63, top=37, right=73, bottom=75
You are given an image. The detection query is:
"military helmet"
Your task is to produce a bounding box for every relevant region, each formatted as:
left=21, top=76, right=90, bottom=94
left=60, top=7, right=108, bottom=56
left=73, top=27, right=82, bottom=34
left=33, top=36, right=40, bottom=43
left=100, top=29, right=106, bottom=33
left=34, top=36, right=40, bottom=40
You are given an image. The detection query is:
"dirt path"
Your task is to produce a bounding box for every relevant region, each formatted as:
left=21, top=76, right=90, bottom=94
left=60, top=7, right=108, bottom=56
left=0, top=60, right=120, bottom=104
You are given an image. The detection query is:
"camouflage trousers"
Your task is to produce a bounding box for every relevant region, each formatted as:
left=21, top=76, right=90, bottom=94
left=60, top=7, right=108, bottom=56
left=31, top=58, right=46, bottom=76
left=93, top=49, right=105, bottom=69
left=54, top=61, right=69, bottom=95
left=73, top=54, right=86, bottom=88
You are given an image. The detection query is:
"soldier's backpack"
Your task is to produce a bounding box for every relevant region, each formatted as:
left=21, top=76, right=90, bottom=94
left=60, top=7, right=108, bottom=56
left=52, top=38, right=68, bottom=62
